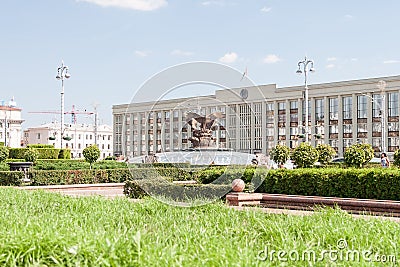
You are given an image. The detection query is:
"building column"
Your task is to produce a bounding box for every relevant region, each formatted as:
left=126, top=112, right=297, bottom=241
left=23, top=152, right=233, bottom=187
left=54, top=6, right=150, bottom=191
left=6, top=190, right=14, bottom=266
left=352, top=93, right=358, bottom=144
left=261, top=101, right=267, bottom=154
left=285, top=99, right=290, bottom=147
left=323, top=96, right=329, bottom=145
left=366, top=93, right=373, bottom=145
left=273, top=101, right=278, bottom=147
left=235, top=104, right=240, bottom=152
left=337, top=95, right=344, bottom=156
left=310, top=97, right=315, bottom=145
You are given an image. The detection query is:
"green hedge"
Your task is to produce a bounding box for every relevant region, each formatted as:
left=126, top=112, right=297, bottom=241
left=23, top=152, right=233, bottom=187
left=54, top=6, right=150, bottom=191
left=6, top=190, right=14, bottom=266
left=33, top=159, right=128, bottom=170
left=8, top=148, right=71, bottom=160
left=0, top=171, right=24, bottom=186
left=255, top=168, right=400, bottom=201
left=29, top=169, right=132, bottom=186
left=27, top=144, right=54, bottom=148
left=124, top=179, right=231, bottom=201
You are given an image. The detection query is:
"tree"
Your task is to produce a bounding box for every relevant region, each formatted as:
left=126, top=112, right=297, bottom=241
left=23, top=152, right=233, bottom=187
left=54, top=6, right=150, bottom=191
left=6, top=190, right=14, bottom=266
left=83, top=145, right=100, bottom=169
left=270, top=144, right=290, bottom=166
left=344, top=143, right=374, bottom=168
left=24, top=147, right=39, bottom=163
left=0, top=146, right=9, bottom=163
left=291, top=142, right=319, bottom=168
left=316, top=144, right=336, bottom=164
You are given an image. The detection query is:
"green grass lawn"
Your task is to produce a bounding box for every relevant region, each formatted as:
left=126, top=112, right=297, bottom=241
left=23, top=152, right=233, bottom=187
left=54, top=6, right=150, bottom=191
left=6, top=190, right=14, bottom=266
left=0, top=188, right=398, bottom=266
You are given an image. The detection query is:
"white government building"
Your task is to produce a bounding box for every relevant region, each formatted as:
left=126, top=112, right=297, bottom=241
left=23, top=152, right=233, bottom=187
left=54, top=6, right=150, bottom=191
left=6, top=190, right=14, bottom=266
left=24, top=123, right=113, bottom=159
left=112, top=75, right=400, bottom=158
left=0, top=98, right=24, bottom=148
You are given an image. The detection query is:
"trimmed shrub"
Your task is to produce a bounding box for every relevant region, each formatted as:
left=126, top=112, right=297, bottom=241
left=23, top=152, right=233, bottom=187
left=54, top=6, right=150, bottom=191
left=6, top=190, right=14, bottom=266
left=123, top=179, right=231, bottom=201
left=9, top=148, right=27, bottom=159
left=270, top=144, right=290, bottom=165
left=316, top=144, right=336, bottom=164
left=393, top=149, right=400, bottom=167
left=0, top=171, right=23, bottom=186
left=344, top=143, right=374, bottom=167
left=9, top=147, right=70, bottom=160
left=58, top=149, right=71, bottom=159
left=255, top=168, right=400, bottom=200
left=291, top=142, right=319, bottom=168
left=24, top=148, right=39, bottom=163
left=83, top=145, right=100, bottom=169
left=0, top=162, right=10, bottom=171
left=29, top=168, right=132, bottom=186
left=0, top=146, right=9, bottom=162
left=27, top=144, right=54, bottom=148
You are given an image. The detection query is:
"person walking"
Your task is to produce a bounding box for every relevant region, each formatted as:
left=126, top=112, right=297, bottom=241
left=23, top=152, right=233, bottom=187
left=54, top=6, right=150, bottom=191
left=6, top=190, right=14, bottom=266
left=381, top=153, right=390, bottom=168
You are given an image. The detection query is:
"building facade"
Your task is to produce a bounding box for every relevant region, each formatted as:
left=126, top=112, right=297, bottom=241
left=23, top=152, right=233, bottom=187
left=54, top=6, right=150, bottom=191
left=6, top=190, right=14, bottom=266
left=112, top=75, right=400, bottom=158
left=0, top=99, right=24, bottom=148
left=24, top=123, right=113, bottom=159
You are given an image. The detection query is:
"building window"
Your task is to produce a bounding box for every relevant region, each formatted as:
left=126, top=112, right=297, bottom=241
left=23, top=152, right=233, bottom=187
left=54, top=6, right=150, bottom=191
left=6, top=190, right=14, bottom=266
left=329, top=125, right=338, bottom=134
left=290, top=101, right=298, bottom=110
left=343, top=139, right=352, bottom=148
left=329, top=98, right=338, bottom=120
left=315, top=99, right=324, bottom=121
left=357, top=95, right=367, bottom=118
left=343, top=96, right=352, bottom=120
left=372, top=94, right=383, bottom=118
left=302, top=100, right=311, bottom=122
left=37, top=133, right=41, bottom=139
left=388, top=92, right=399, bottom=117
left=343, top=124, right=352, bottom=133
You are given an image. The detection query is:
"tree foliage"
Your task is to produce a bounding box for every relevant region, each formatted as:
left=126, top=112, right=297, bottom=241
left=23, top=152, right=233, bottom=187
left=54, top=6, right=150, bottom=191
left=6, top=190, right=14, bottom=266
left=291, top=142, right=319, bottom=168
left=270, top=144, right=290, bottom=165
left=316, top=144, right=336, bottom=164
left=344, top=143, right=374, bottom=168
left=83, top=145, right=100, bottom=169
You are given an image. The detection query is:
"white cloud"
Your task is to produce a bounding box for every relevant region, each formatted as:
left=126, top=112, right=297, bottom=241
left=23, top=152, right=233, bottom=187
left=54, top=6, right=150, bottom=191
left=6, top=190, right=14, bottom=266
left=219, top=52, right=238, bottom=63
left=201, top=1, right=224, bottom=6
left=170, top=49, right=194, bottom=56
left=135, top=50, right=150, bottom=57
left=263, top=54, right=281, bottom=64
left=201, top=1, right=236, bottom=7
left=77, top=0, right=167, bottom=11
left=327, top=57, right=337, bottom=62
left=383, top=60, right=400, bottom=64
left=260, top=6, right=271, bottom=13
left=350, top=58, right=358, bottom=61
left=344, top=14, right=354, bottom=19
left=326, top=64, right=335, bottom=69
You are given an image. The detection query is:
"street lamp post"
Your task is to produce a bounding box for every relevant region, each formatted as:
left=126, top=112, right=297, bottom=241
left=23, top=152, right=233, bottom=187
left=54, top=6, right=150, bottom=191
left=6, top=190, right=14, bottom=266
left=296, top=56, right=315, bottom=143
left=56, top=61, right=71, bottom=149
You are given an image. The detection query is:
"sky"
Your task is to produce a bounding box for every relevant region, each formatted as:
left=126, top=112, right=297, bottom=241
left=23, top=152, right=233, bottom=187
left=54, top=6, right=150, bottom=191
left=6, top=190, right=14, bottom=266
left=1, top=0, right=400, bottom=128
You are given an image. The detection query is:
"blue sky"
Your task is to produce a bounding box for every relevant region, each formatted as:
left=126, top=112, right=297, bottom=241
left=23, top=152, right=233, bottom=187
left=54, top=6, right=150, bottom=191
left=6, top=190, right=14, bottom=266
left=1, top=0, right=400, bottom=128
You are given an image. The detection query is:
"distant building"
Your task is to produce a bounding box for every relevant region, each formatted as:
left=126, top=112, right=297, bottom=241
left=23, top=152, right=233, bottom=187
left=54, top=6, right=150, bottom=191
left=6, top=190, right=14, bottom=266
left=0, top=98, right=24, bottom=147
left=23, top=123, right=113, bottom=159
left=113, top=75, right=400, bottom=158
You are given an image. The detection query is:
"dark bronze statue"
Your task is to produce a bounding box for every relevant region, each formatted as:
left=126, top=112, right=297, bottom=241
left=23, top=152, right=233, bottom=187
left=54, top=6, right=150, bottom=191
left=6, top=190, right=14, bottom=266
left=185, top=112, right=223, bottom=149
